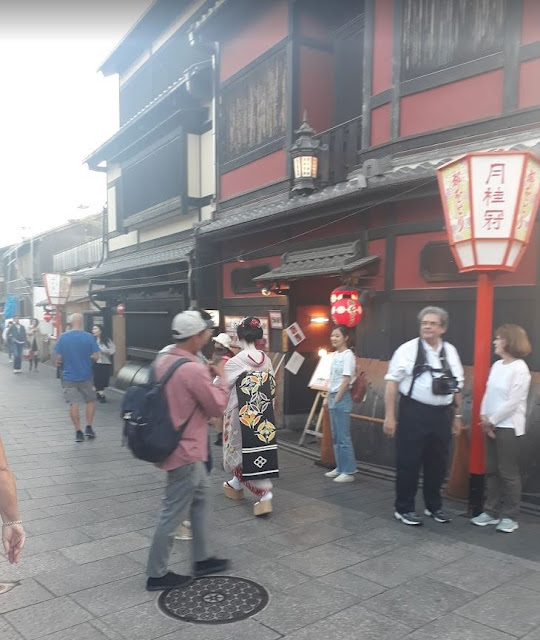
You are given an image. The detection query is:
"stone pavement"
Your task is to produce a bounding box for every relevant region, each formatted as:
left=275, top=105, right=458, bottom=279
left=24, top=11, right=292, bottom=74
left=1, top=358, right=540, bottom=640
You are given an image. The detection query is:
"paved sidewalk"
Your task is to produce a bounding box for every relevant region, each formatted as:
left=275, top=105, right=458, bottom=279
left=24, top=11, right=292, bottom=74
left=1, top=358, right=540, bottom=640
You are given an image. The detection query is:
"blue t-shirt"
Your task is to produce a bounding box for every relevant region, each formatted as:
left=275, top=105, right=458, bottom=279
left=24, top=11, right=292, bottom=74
left=54, top=330, right=99, bottom=382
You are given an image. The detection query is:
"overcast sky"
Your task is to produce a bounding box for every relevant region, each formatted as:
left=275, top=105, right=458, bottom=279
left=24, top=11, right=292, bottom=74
left=0, top=0, right=152, bottom=247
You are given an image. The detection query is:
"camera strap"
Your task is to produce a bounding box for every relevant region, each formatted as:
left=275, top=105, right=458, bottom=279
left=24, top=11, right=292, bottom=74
left=407, top=339, right=451, bottom=397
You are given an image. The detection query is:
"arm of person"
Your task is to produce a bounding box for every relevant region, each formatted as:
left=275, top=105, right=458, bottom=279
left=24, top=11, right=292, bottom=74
left=383, top=346, right=407, bottom=437
left=54, top=335, right=63, bottom=367
left=383, top=380, right=399, bottom=437
left=447, top=345, right=465, bottom=434
left=488, top=365, right=531, bottom=426
left=0, top=437, right=25, bottom=564
left=334, top=376, right=351, bottom=403
left=91, top=337, right=100, bottom=362
left=188, top=361, right=230, bottom=419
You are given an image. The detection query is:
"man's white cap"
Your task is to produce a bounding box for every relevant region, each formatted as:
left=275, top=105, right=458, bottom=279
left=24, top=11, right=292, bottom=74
left=213, top=333, right=232, bottom=350
left=171, top=310, right=207, bottom=340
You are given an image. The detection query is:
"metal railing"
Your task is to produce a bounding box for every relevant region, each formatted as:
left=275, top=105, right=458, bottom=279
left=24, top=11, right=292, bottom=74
left=315, top=115, right=363, bottom=186
left=53, top=238, right=101, bottom=273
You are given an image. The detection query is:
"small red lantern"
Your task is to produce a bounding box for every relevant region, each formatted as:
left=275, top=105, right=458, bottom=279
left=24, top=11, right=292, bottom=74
left=330, top=287, right=363, bottom=328
left=116, top=303, right=126, bottom=316
left=43, top=311, right=52, bottom=323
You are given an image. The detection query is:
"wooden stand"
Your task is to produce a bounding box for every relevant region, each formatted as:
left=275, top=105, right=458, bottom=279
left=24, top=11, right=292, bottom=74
left=299, top=391, right=327, bottom=445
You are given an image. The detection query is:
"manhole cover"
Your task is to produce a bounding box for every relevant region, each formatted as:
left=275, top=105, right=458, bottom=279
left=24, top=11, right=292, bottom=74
left=158, top=576, right=269, bottom=624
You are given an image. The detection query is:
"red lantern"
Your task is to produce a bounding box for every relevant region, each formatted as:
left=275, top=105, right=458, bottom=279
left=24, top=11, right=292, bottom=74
left=116, top=303, right=126, bottom=316
left=330, top=287, right=363, bottom=328
left=43, top=311, right=52, bottom=323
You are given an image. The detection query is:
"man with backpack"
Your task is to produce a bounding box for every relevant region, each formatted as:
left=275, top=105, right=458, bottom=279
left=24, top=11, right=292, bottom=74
left=383, top=306, right=464, bottom=526
left=7, top=317, right=26, bottom=373
left=146, top=310, right=230, bottom=591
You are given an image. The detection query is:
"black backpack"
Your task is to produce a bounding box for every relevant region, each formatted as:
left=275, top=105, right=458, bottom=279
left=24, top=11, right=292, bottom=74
left=121, top=357, right=193, bottom=463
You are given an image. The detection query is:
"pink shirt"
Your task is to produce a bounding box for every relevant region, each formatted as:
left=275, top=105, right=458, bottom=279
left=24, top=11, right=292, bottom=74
left=154, top=346, right=229, bottom=470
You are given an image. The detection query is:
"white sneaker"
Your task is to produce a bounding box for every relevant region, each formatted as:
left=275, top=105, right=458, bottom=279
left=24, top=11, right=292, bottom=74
left=470, top=512, right=500, bottom=527
left=174, top=521, right=192, bottom=541
left=325, top=469, right=340, bottom=478
left=496, top=518, right=519, bottom=533
left=334, top=473, right=355, bottom=483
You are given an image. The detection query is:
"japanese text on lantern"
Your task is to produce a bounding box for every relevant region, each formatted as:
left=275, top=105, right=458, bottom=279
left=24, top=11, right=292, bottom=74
left=515, top=161, right=540, bottom=242
left=483, top=163, right=506, bottom=231
left=442, top=159, right=471, bottom=242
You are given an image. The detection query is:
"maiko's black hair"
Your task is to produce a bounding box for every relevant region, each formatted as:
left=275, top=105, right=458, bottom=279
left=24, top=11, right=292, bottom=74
left=237, top=316, right=263, bottom=344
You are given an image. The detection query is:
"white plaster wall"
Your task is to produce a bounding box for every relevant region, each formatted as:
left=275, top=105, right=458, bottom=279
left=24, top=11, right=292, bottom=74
left=187, top=134, right=201, bottom=199
left=200, top=127, right=215, bottom=197
left=138, top=213, right=199, bottom=243
left=107, top=186, right=117, bottom=233
left=109, top=231, right=138, bottom=251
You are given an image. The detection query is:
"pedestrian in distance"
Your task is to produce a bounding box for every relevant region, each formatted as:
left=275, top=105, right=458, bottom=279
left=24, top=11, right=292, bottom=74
left=7, top=316, right=26, bottom=373
left=222, top=317, right=278, bottom=517
left=324, top=325, right=358, bottom=483
left=471, top=324, right=531, bottom=533
left=54, top=313, right=99, bottom=442
left=383, top=306, right=465, bottom=526
left=2, top=320, right=14, bottom=361
left=91, top=325, right=116, bottom=403
left=0, top=434, right=25, bottom=564
left=146, top=310, right=230, bottom=592
left=211, top=333, right=235, bottom=447
left=26, top=318, right=42, bottom=372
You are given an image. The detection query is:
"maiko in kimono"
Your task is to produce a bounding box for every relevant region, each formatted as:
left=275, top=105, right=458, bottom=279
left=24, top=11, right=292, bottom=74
left=222, top=317, right=278, bottom=516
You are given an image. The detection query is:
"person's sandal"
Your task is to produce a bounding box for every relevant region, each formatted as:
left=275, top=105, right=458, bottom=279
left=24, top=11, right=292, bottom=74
left=253, top=499, right=272, bottom=516
left=223, top=482, right=244, bottom=500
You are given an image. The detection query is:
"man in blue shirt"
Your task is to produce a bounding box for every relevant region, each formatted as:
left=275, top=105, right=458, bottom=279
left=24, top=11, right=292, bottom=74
left=54, top=313, right=100, bottom=442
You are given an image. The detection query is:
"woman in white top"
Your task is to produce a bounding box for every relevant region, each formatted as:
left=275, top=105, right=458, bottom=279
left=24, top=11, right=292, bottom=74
left=324, top=325, right=357, bottom=483
left=91, top=325, right=116, bottom=403
left=472, top=324, right=531, bottom=533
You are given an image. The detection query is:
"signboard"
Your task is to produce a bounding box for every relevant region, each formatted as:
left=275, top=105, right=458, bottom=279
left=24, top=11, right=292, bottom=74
left=285, top=322, right=306, bottom=346
left=42, top=273, right=72, bottom=305
left=224, top=315, right=269, bottom=350
left=285, top=351, right=305, bottom=375
left=437, top=151, right=540, bottom=272
left=308, top=353, right=333, bottom=391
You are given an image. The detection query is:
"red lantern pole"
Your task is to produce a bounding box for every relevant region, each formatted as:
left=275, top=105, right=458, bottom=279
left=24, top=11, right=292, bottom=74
left=55, top=305, right=62, bottom=339
left=468, top=272, right=494, bottom=515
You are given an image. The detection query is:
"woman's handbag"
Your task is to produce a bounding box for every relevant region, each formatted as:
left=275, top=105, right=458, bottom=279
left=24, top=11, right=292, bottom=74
left=23, top=347, right=33, bottom=360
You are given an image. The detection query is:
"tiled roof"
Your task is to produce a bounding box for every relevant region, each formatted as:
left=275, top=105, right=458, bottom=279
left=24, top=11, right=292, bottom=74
left=253, top=241, right=379, bottom=280
left=197, top=175, right=367, bottom=235
left=88, top=239, right=194, bottom=278
left=198, top=129, right=540, bottom=237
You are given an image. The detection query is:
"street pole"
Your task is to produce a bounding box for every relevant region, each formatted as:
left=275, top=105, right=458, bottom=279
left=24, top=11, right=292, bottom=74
left=55, top=305, right=61, bottom=339
left=468, top=272, right=494, bottom=516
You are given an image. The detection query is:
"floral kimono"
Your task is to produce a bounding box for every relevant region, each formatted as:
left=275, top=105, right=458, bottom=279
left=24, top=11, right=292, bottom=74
left=223, top=349, right=278, bottom=491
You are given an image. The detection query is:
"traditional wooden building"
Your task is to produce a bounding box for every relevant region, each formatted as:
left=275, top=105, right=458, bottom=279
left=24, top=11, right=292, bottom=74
left=188, top=0, right=540, bottom=508
left=85, top=0, right=216, bottom=374
left=88, top=0, right=540, bottom=508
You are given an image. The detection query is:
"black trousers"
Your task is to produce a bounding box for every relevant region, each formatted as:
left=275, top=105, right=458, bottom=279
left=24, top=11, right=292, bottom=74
left=395, top=395, right=453, bottom=514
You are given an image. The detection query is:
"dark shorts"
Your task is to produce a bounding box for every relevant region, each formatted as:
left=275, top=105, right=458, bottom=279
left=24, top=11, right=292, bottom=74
left=63, top=380, right=95, bottom=405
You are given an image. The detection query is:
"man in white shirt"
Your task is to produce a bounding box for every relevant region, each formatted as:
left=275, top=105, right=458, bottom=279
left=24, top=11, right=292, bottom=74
left=383, top=306, right=464, bottom=526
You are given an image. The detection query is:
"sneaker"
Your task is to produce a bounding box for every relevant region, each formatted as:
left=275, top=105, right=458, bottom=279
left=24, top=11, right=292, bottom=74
left=75, top=430, right=85, bottom=443
left=325, top=468, right=340, bottom=478
left=424, top=508, right=451, bottom=523
left=496, top=518, right=519, bottom=533
left=85, top=425, right=96, bottom=439
left=175, top=521, right=192, bottom=541
left=13, top=369, right=21, bottom=374
left=470, top=512, right=500, bottom=527
left=146, top=571, right=193, bottom=591
left=333, top=473, right=355, bottom=483
left=395, top=511, right=423, bottom=526
left=194, top=557, right=230, bottom=578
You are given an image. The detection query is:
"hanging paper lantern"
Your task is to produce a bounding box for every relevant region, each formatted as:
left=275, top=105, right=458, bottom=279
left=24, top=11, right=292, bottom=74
left=43, top=311, right=52, bottom=323
left=330, top=287, right=363, bottom=328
